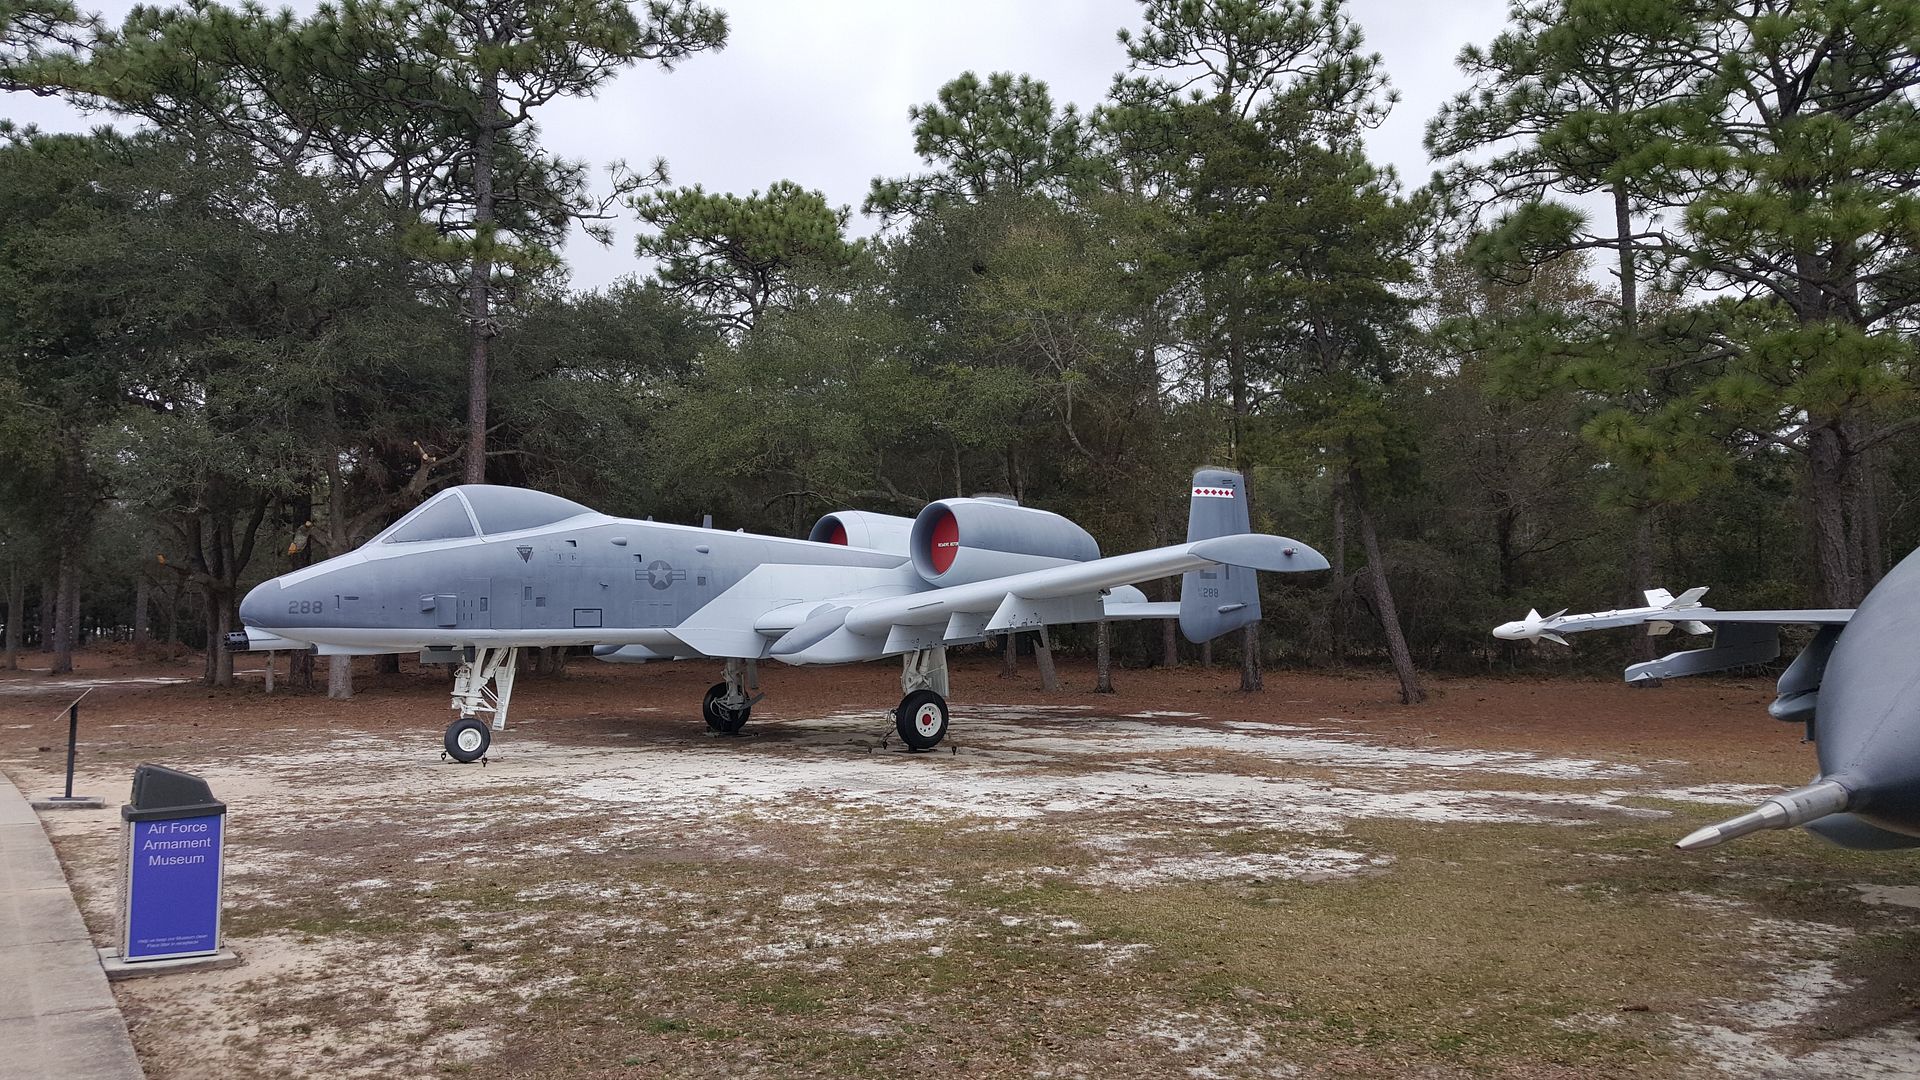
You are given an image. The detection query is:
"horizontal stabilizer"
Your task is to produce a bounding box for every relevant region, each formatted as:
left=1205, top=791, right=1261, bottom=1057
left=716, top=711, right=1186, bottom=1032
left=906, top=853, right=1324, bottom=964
left=1188, top=534, right=1330, bottom=573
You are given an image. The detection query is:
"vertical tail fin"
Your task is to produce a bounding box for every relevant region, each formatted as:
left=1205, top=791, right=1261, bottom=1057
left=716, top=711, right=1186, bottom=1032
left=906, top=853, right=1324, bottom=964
left=1179, top=468, right=1261, bottom=643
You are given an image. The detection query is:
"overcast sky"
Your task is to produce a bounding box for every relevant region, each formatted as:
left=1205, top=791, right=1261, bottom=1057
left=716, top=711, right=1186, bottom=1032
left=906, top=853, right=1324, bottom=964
left=2, top=0, right=1515, bottom=291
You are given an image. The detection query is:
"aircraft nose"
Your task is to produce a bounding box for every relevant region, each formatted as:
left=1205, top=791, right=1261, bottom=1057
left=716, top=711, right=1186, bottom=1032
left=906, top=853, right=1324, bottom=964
left=239, top=579, right=277, bottom=628
left=1492, top=622, right=1521, bottom=640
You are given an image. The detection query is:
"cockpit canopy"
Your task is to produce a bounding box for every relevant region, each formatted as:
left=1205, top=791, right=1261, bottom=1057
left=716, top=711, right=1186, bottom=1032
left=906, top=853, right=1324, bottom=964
left=375, top=485, right=595, bottom=544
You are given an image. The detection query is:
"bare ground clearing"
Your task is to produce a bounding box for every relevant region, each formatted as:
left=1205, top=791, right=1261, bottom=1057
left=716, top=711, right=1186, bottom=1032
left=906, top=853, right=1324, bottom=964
left=2, top=651, right=1918, bottom=1078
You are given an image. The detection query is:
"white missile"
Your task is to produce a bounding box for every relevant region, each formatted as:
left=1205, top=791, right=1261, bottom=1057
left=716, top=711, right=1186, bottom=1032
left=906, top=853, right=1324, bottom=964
left=1492, top=608, right=1569, bottom=645
left=1492, top=587, right=1714, bottom=645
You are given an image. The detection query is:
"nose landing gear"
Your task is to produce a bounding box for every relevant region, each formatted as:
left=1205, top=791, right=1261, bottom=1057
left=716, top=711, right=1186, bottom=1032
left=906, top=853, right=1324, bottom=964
left=443, top=646, right=517, bottom=763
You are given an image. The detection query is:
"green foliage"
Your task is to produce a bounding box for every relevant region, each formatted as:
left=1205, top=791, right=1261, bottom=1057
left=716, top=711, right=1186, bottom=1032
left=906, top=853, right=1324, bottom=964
left=866, top=71, right=1092, bottom=223
left=632, top=181, right=861, bottom=332
left=7, top=0, right=1920, bottom=681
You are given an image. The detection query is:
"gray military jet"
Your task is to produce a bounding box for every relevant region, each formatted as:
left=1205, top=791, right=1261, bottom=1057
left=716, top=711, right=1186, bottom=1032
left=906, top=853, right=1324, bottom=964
left=234, top=470, right=1327, bottom=761
left=1496, top=552, right=1920, bottom=852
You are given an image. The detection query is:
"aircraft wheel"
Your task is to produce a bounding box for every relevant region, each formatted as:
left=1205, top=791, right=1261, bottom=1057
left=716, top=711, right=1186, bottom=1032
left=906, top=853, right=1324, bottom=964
left=703, top=682, right=750, bottom=735
left=445, top=718, right=491, bottom=763
left=895, top=689, right=949, bottom=752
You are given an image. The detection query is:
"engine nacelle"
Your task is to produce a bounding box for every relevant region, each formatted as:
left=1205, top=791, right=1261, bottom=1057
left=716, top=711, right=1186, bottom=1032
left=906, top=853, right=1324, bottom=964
left=809, top=510, right=917, bottom=557
left=909, top=498, right=1099, bottom=586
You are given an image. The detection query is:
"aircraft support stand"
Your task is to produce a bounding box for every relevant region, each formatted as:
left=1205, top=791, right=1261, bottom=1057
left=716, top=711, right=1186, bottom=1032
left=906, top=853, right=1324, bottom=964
left=444, top=646, right=519, bottom=763
left=895, top=646, right=951, bottom=752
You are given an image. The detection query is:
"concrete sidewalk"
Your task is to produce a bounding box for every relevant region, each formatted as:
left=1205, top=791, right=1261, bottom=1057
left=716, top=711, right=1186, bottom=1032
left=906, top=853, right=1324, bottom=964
left=0, top=771, right=144, bottom=1080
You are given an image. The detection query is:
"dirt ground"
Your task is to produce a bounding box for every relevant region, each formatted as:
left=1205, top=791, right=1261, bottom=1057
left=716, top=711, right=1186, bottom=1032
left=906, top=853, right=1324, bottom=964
left=3, top=647, right=1919, bottom=1079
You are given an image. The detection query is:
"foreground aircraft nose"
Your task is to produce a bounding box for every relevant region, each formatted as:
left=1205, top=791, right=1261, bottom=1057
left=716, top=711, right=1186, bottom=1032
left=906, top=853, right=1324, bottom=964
left=238, top=579, right=276, bottom=629
left=1491, top=621, right=1529, bottom=641
left=1677, top=546, right=1920, bottom=850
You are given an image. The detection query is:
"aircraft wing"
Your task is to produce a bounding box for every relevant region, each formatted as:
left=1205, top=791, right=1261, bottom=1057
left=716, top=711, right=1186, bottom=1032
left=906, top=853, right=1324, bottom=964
left=1668, top=609, right=1855, bottom=624
left=751, top=534, right=1326, bottom=664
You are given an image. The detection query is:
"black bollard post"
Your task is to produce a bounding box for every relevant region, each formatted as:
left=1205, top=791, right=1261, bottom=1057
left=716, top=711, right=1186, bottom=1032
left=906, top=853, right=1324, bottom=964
left=63, top=701, right=78, bottom=800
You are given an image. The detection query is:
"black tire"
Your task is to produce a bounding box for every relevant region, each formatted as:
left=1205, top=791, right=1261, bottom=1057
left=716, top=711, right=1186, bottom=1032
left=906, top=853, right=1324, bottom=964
left=703, top=682, right=750, bottom=734
left=895, top=689, right=949, bottom=751
left=445, top=718, right=491, bottom=762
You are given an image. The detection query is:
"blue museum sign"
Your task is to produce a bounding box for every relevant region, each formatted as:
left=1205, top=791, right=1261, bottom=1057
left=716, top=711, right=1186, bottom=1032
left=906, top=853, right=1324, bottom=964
left=120, top=765, right=227, bottom=962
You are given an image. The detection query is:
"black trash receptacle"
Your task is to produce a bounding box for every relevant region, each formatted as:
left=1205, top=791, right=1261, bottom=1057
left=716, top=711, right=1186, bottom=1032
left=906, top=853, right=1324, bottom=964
left=120, top=764, right=227, bottom=962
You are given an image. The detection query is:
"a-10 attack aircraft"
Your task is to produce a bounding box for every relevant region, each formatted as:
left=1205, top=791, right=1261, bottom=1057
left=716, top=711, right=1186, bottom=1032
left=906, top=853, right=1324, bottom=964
left=234, top=470, right=1327, bottom=761
left=1494, top=558, right=1920, bottom=853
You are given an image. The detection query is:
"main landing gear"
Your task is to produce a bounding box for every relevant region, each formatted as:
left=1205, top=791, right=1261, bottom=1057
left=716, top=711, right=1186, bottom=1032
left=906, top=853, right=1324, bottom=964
left=443, top=646, right=518, bottom=763
left=703, top=657, right=762, bottom=735
left=894, top=646, right=950, bottom=752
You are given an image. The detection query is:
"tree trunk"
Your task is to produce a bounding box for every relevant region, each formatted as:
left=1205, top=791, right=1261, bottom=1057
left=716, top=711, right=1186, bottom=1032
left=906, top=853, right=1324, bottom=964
left=463, top=67, right=503, bottom=485
left=1613, top=179, right=1638, bottom=330
left=132, top=573, right=151, bottom=654
left=1000, top=632, right=1018, bottom=678
left=1033, top=631, right=1060, bottom=692
left=1626, top=507, right=1661, bottom=681
left=1200, top=639, right=1212, bottom=667
left=1095, top=621, right=1115, bottom=693
left=1855, top=449, right=1886, bottom=587
left=3, top=562, right=20, bottom=670
left=1155, top=519, right=1178, bottom=668
left=1329, top=478, right=1347, bottom=668
left=1808, top=422, right=1865, bottom=606
left=288, top=647, right=315, bottom=690
left=49, top=555, right=74, bottom=675
left=1351, top=469, right=1424, bottom=705
left=162, top=582, right=178, bottom=645
left=203, top=588, right=234, bottom=687
left=1238, top=624, right=1261, bottom=691
left=39, top=575, right=55, bottom=652
left=328, top=654, right=354, bottom=700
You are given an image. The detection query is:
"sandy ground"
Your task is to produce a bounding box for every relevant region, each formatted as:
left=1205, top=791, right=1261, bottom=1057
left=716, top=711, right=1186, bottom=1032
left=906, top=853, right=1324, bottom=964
left=2, top=648, right=1918, bottom=1078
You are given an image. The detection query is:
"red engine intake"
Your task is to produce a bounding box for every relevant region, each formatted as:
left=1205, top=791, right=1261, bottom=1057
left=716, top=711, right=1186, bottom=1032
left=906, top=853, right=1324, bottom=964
left=909, top=498, right=1099, bottom=585
left=807, top=510, right=915, bottom=556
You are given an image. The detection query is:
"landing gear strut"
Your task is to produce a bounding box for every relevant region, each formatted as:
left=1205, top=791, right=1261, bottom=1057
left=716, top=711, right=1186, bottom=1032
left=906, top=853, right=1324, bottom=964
left=894, top=646, right=950, bottom=751
left=444, top=646, right=518, bottom=763
left=704, top=657, right=761, bottom=735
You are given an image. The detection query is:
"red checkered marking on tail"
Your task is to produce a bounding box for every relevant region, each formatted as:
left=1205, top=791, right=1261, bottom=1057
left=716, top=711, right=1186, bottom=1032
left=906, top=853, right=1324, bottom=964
left=1192, top=486, right=1235, bottom=498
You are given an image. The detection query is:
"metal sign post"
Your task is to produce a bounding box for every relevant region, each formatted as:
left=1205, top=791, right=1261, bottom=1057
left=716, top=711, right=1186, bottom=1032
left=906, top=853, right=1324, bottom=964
left=33, top=688, right=103, bottom=810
